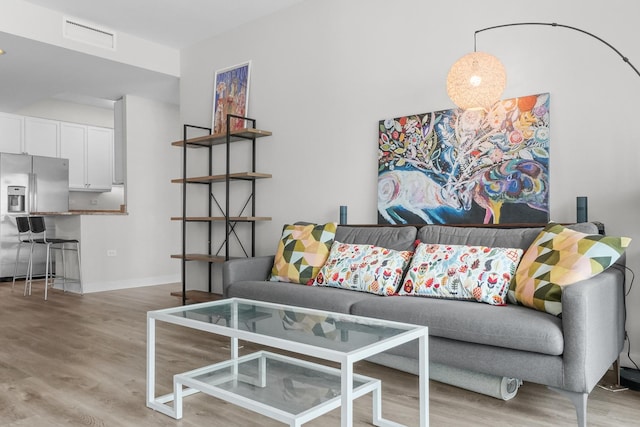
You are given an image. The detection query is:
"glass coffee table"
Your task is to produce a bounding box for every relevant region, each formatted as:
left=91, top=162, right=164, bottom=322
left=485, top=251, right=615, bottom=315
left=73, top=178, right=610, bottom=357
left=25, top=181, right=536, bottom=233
left=147, top=298, right=429, bottom=427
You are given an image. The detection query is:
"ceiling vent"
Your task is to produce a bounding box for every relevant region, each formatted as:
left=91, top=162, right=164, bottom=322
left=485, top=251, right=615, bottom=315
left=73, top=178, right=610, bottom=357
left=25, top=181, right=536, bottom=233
left=63, top=18, right=116, bottom=49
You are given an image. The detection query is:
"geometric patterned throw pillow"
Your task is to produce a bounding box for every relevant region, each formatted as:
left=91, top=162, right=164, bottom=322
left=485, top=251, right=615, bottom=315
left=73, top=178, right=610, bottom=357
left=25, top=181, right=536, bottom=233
left=279, top=309, right=338, bottom=340
left=399, top=242, right=523, bottom=305
left=312, top=241, right=413, bottom=296
left=269, top=223, right=337, bottom=285
left=508, top=222, right=631, bottom=316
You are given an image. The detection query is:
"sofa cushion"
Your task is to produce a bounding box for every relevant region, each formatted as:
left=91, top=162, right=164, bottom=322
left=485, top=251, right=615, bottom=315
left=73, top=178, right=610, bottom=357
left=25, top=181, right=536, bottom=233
left=417, top=225, right=543, bottom=250
left=510, top=222, right=631, bottom=316
left=416, top=223, right=601, bottom=251
left=226, top=280, right=378, bottom=313
left=335, top=225, right=417, bottom=251
left=313, top=242, right=412, bottom=295
left=269, top=222, right=337, bottom=285
left=350, top=296, right=564, bottom=356
left=399, top=242, right=523, bottom=305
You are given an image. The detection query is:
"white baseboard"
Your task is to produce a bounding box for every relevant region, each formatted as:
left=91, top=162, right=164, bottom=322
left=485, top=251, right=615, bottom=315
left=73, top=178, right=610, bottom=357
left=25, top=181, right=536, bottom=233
left=78, top=275, right=181, bottom=294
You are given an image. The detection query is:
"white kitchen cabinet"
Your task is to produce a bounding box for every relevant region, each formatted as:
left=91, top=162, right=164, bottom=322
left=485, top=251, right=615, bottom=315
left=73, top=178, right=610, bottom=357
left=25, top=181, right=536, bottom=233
left=0, top=112, right=24, bottom=154
left=0, top=112, right=114, bottom=192
left=24, top=117, right=59, bottom=157
left=60, top=123, right=113, bottom=192
left=60, top=122, right=87, bottom=189
left=86, top=126, right=113, bottom=191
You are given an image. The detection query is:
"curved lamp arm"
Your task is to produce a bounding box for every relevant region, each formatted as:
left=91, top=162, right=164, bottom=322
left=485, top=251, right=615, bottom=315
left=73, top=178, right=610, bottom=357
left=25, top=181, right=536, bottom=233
left=474, top=22, right=640, bottom=78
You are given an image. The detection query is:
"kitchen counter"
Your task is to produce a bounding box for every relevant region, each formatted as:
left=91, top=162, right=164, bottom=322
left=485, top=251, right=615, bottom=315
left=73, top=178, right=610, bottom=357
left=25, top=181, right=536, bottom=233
left=31, top=209, right=128, bottom=216
left=71, top=209, right=128, bottom=215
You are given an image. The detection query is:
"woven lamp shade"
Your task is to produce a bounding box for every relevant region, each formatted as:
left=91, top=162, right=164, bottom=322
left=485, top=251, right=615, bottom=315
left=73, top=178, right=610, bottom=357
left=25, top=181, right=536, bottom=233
left=446, top=52, right=506, bottom=110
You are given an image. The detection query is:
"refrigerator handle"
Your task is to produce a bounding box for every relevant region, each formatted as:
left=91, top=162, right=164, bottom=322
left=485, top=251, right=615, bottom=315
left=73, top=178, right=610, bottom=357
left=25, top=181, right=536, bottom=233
left=30, top=173, right=37, bottom=213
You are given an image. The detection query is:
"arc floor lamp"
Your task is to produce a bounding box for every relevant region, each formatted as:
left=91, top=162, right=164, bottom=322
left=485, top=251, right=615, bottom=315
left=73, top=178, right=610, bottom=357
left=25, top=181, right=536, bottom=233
left=446, top=21, right=640, bottom=392
left=446, top=22, right=640, bottom=110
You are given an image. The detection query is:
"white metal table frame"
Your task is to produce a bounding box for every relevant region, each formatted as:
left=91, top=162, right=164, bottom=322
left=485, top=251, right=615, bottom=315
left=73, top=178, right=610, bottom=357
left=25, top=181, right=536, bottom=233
left=173, top=350, right=388, bottom=427
left=147, top=298, right=429, bottom=427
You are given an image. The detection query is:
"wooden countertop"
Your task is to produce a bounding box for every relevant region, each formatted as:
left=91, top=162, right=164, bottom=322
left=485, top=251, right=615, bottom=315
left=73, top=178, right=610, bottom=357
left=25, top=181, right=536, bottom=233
left=31, top=210, right=128, bottom=216
left=71, top=209, right=128, bottom=215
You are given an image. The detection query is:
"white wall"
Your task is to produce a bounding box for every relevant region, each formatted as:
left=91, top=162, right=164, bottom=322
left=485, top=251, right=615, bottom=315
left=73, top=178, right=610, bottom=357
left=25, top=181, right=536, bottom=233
left=79, top=95, right=181, bottom=292
left=16, top=98, right=114, bottom=127
left=70, top=185, right=124, bottom=211
left=180, top=0, right=640, bottom=366
left=1, top=0, right=179, bottom=76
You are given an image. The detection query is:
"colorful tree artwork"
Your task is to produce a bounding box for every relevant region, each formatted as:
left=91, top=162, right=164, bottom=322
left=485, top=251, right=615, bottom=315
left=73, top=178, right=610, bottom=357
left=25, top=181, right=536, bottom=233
left=378, top=93, right=550, bottom=225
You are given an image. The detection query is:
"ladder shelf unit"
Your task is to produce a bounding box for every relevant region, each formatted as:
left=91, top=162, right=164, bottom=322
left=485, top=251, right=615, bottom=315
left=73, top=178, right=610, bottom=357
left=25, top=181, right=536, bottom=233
left=171, top=115, right=271, bottom=304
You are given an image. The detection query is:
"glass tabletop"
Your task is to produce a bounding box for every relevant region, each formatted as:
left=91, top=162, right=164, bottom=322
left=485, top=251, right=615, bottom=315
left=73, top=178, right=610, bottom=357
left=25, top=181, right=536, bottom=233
left=152, top=298, right=424, bottom=356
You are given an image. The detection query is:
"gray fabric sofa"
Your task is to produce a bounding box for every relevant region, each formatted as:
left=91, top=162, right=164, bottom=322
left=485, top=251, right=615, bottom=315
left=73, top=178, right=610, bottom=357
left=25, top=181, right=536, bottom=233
left=222, top=224, right=626, bottom=427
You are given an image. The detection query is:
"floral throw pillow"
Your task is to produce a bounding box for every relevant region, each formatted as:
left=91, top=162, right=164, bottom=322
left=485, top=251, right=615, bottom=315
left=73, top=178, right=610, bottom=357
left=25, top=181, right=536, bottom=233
left=312, top=241, right=413, bottom=296
left=269, top=222, right=337, bottom=285
left=509, top=222, right=631, bottom=316
left=399, top=242, right=523, bottom=305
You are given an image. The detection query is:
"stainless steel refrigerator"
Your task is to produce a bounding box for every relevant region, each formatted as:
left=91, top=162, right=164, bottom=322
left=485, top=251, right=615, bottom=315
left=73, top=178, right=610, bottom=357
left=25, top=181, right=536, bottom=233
left=0, top=153, right=69, bottom=279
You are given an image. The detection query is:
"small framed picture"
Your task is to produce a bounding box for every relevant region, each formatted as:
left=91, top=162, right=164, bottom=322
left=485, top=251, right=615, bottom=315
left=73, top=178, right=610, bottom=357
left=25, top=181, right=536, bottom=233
left=212, top=60, right=251, bottom=134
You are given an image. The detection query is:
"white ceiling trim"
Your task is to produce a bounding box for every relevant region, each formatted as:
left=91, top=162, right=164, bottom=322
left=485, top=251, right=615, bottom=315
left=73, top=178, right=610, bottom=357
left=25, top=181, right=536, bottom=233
left=0, top=0, right=305, bottom=111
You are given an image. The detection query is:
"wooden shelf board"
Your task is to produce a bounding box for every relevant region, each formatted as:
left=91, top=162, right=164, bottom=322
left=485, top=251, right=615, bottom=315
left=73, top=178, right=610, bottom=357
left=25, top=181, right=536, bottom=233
left=171, top=128, right=272, bottom=147
left=171, top=172, right=272, bottom=184
left=170, top=290, right=223, bottom=303
left=170, top=254, right=227, bottom=263
left=171, top=216, right=272, bottom=222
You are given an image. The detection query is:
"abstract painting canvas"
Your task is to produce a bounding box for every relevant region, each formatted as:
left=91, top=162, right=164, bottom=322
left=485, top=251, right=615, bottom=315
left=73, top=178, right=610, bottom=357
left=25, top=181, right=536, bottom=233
left=378, top=93, right=550, bottom=225
left=212, top=61, right=251, bottom=135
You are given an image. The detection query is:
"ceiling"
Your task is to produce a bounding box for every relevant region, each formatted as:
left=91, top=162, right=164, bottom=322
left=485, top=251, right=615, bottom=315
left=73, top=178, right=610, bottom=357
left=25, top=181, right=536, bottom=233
left=22, top=0, right=304, bottom=49
left=0, top=31, right=180, bottom=111
left=0, top=0, right=304, bottom=112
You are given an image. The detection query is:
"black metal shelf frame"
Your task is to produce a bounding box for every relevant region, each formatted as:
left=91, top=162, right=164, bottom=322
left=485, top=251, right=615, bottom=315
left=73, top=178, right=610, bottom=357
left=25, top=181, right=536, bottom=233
left=224, top=114, right=258, bottom=262
left=178, top=115, right=262, bottom=305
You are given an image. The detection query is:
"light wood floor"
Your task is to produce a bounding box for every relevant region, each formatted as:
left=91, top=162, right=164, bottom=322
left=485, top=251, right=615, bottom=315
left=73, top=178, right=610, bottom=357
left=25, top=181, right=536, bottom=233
left=1, top=281, right=639, bottom=427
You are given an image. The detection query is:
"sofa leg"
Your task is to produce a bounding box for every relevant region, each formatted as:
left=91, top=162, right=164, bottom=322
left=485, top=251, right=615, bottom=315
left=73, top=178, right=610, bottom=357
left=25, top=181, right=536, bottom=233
left=548, top=387, right=587, bottom=427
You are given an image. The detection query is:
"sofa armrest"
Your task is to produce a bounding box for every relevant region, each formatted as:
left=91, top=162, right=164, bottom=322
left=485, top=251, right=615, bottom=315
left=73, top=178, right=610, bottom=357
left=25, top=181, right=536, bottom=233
left=222, top=255, right=275, bottom=297
left=560, top=264, right=626, bottom=393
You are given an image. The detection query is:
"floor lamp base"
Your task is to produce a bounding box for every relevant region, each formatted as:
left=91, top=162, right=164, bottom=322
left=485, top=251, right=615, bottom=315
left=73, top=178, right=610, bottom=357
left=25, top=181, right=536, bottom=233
left=619, top=368, right=640, bottom=391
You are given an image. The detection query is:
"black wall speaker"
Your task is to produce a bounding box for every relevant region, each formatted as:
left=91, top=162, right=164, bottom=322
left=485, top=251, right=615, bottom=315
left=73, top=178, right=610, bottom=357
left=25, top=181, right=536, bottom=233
left=339, top=205, right=347, bottom=225
left=576, top=196, right=588, bottom=223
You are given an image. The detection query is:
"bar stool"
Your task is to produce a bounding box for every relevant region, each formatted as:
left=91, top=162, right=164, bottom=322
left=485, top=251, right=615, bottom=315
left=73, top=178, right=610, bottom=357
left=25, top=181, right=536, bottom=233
left=12, top=216, right=34, bottom=291
left=26, top=216, right=83, bottom=300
